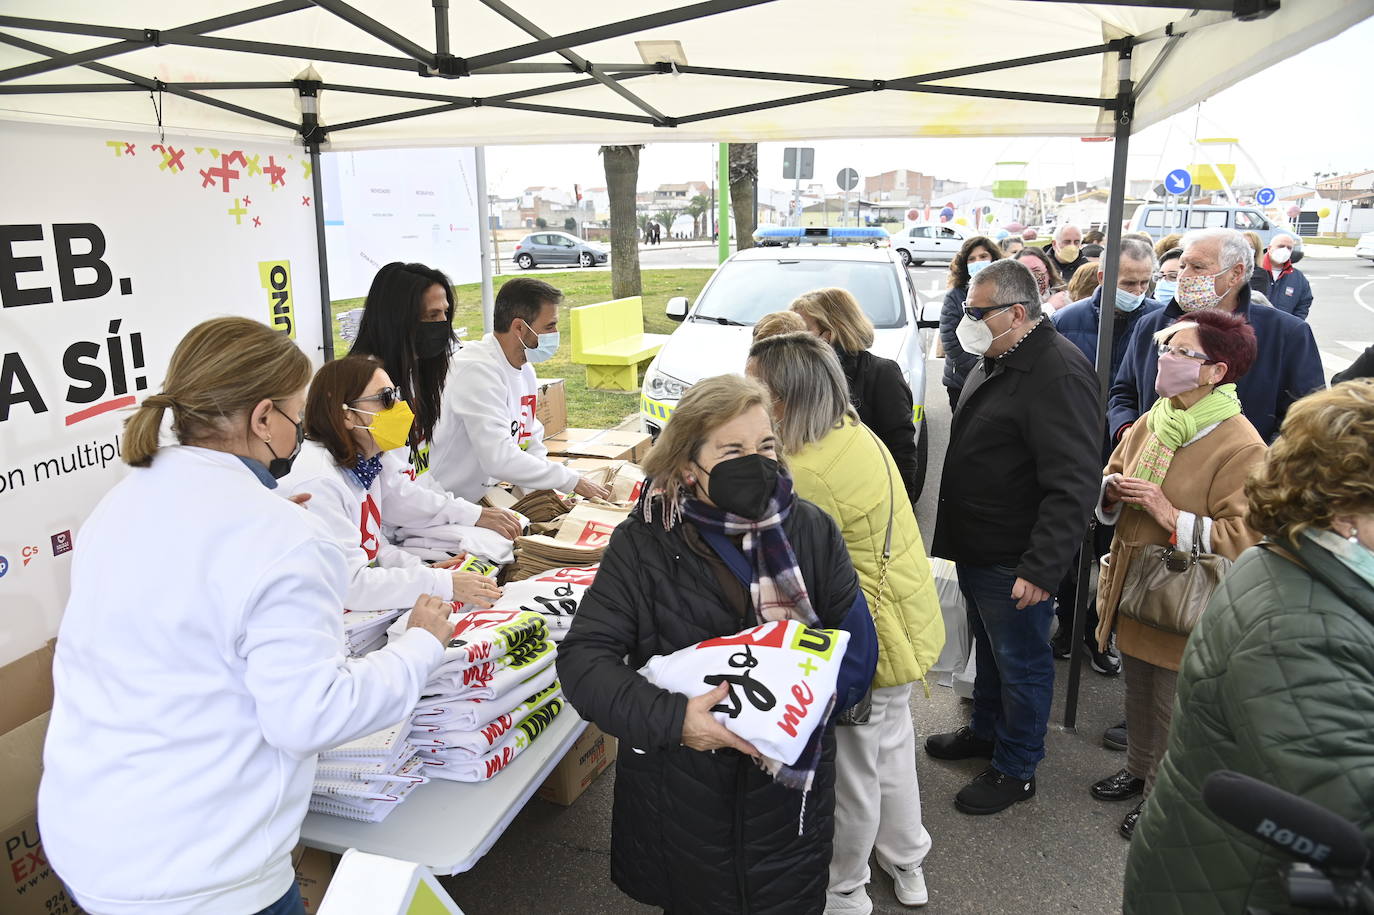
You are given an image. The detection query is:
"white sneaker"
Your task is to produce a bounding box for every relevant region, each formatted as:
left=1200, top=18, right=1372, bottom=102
left=877, top=857, right=929, bottom=907
left=824, top=886, right=873, bottom=915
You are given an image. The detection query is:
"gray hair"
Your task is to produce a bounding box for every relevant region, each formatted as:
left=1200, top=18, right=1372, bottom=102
left=1054, top=223, right=1081, bottom=243
left=747, top=332, right=857, bottom=453
left=1182, top=227, right=1254, bottom=275
left=1119, top=237, right=1157, bottom=269
left=970, top=258, right=1043, bottom=319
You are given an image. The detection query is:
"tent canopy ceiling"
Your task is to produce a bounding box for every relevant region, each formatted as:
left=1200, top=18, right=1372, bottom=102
left=0, top=1, right=1368, bottom=150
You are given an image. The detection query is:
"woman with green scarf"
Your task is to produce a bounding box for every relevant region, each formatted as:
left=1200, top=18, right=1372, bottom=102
left=1090, top=307, right=1266, bottom=840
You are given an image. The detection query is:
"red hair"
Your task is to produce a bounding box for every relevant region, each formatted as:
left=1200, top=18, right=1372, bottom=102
left=1167, top=308, right=1256, bottom=384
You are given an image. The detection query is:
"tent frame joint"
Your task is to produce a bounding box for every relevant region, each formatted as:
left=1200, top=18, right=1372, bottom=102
left=143, top=28, right=162, bottom=48
left=422, top=53, right=468, bottom=79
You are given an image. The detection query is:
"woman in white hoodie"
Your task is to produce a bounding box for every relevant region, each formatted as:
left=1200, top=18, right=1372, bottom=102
left=38, top=317, right=453, bottom=915
left=282, top=354, right=504, bottom=611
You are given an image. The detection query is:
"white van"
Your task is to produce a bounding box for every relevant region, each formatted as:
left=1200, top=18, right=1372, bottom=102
left=1127, top=204, right=1303, bottom=256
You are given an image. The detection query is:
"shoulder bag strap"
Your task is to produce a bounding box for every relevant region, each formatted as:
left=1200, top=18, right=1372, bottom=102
left=861, top=425, right=897, bottom=620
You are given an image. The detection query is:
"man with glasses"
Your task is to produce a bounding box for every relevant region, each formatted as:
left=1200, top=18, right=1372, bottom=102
left=928, top=259, right=1101, bottom=815
left=1047, top=238, right=1163, bottom=676
left=1108, top=227, right=1323, bottom=444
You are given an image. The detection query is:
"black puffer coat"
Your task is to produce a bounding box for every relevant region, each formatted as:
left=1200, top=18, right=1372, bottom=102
left=557, top=500, right=861, bottom=915
left=834, top=347, right=919, bottom=504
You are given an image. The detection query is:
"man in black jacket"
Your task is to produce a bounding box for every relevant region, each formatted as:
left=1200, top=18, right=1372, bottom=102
left=926, top=259, right=1101, bottom=814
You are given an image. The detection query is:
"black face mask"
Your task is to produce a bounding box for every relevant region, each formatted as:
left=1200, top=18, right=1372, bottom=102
left=416, top=320, right=453, bottom=360
left=265, top=405, right=305, bottom=479
left=696, top=454, right=780, bottom=520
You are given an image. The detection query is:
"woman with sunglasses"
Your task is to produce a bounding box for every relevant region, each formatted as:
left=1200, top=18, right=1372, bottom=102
left=1089, top=307, right=1265, bottom=839
left=280, top=355, right=504, bottom=613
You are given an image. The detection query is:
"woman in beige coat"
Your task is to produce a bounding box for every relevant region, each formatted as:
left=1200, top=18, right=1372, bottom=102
left=1091, top=307, right=1266, bottom=839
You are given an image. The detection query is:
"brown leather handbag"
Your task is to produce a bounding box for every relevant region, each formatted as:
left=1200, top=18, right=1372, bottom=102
left=1117, top=516, right=1231, bottom=636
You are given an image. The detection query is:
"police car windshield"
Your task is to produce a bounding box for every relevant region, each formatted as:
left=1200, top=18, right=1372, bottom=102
left=692, top=259, right=905, bottom=328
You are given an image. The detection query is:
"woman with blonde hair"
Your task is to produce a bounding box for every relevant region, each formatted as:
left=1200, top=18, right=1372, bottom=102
left=749, top=332, right=945, bottom=912
left=558, top=373, right=876, bottom=915
left=1067, top=261, right=1102, bottom=303
left=1125, top=379, right=1374, bottom=913
left=38, top=317, right=452, bottom=915
left=790, top=287, right=921, bottom=502
left=753, top=308, right=808, bottom=341
left=1090, top=308, right=1265, bottom=840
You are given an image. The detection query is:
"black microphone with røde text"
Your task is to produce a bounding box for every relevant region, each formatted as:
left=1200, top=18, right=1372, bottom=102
left=1202, top=770, right=1369, bottom=873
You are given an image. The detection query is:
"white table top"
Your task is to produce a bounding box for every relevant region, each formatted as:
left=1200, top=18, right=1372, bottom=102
left=300, top=712, right=588, bottom=876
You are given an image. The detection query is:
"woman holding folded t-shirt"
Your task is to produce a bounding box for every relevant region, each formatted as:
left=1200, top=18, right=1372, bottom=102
left=38, top=317, right=452, bottom=915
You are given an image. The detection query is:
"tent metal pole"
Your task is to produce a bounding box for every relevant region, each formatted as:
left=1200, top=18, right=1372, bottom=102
left=475, top=0, right=672, bottom=125
left=1063, top=40, right=1134, bottom=731
left=306, top=0, right=436, bottom=68
left=0, top=83, right=144, bottom=93
left=462, top=0, right=779, bottom=71
left=433, top=0, right=450, bottom=57
left=676, top=86, right=865, bottom=125
left=475, top=147, right=495, bottom=335
left=310, top=141, right=334, bottom=362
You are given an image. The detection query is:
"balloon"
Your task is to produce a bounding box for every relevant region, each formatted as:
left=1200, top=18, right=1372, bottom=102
left=1022, top=229, right=1038, bottom=241
left=1286, top=206, right=1301, bottom=219
left=1318, top=207, right=1331, bottom=218
left=1004, top=222, right=1026, bottom=233
left=955, top=217, right=969, bottom=226
left=939, top=206, right=955, bottom=222
left=994, top=229, right=1011, bottom=240
left=906, top=209, right=919, bottom=222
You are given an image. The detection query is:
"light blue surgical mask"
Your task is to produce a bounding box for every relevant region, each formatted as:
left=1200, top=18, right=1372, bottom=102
left=1114, top=287, right=1146, bottom=313
left=967, top=259, right=991, bottom=277
left=1153, top=279, right=1178, bottom=305
left=519, top=320, right=560, bottom=363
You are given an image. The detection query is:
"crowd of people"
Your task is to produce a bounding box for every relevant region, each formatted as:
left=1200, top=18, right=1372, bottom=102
left=31, top=223, right=1373, bottom=915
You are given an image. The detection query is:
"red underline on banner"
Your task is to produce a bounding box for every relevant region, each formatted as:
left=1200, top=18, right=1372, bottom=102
left=65, top=396, right=136, bottom=426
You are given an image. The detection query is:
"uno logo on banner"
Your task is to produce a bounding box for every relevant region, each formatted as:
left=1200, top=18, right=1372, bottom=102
left=259, top=260, right=293, bottom=339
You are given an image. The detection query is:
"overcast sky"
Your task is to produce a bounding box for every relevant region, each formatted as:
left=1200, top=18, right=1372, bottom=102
left=485, top=18, right=1372, bottom=198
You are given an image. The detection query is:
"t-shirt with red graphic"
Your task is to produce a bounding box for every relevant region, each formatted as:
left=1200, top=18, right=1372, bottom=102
left=279, top=441, right=468, bottom=611
left=428, top=334, right=581, bottom=502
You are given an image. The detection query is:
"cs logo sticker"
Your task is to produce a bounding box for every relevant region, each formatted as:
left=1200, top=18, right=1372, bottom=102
left=22, top=545, right=40, bottom=567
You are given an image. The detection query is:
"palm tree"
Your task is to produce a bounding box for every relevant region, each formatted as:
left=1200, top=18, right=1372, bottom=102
left=729, top=144, right=758, bottom=250
left=599, top=145, right=643, bottom=298
left=684, top=194, right=709, bottom=238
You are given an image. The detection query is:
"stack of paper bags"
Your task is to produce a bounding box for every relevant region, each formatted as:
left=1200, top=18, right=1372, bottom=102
left=411, top=609, right=565, bottom=782
left=310, top=723, right=427, bottom=823
left=341, top=609, right=408, bottom=657
left=507, top=502, right=628, bottom=580
left=508, top=489, right=573, bottom=523
left=486, top=565, right=597, bottom=641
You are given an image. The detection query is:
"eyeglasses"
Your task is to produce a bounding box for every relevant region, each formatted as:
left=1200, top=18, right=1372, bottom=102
left=347, top=386, right=401, bottom=410
left=1153, top=272, right=1180, bottom=282
left=963, top=302, right=1020, bottom=321
left=1156, top=343, right=1214, bottom=363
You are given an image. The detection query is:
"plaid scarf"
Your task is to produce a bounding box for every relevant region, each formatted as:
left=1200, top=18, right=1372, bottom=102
left=678, top=473, right=818, bottom=627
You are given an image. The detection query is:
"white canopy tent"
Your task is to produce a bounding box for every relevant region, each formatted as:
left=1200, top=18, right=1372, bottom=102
left=3, top=0, right=1369, bottom=724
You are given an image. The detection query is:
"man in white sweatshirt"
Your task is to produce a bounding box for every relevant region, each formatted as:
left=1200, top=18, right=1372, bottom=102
left=429, top=277, right=611, bottom=502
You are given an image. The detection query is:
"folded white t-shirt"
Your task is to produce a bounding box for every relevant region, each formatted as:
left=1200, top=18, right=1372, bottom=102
left=423, top=693, right=566, bottom=782
left=638, top=620, right=848, bottom=767
left=487, top=565, right=597, bottom=632
left=411, top=663, right=559, bottom=732
left=410, top=683, right=563, bottom=758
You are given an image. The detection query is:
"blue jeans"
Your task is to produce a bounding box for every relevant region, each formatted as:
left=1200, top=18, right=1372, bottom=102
left=957, top=563, right=1056, bottom=781
left=255, top=884, right=305, bottom=915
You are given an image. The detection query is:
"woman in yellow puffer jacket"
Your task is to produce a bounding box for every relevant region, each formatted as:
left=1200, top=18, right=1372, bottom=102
left=748, top=330, right=946, bottom=914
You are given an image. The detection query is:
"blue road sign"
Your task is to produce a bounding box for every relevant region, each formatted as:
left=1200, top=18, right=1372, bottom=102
left=1164, top=168, right=1192, bottom=196
left=1256, top=187, right=1276, bottom=206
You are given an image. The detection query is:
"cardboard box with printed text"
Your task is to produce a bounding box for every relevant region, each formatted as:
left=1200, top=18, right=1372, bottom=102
left=537, top=723, right=617, bottom=807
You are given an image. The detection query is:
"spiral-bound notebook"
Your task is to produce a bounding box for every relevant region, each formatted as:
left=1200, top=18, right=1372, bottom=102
left=319, top=722, right=409, bottom=760
left=307, top=771, right=427, bottom=823
left=313, top=755, right=429, bottom=800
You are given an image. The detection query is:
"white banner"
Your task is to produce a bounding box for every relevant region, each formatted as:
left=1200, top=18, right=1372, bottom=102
left=0, top=121, right=324, bottom=666
left=321, top=147, right=482, bottom=301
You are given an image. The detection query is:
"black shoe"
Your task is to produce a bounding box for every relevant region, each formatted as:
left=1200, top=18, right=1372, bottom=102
left=1120, top=800, right=1144, bottom=839
left=1103, top=720, right=1128, bottom=751
left=1084, top=640, right=1121, bottom=676
left=925, top=726, right=995, bottom=761
left=1050, top=626, right=1072, bottom=659
left=955, top=767, right=1036, bottom=815
left=1091, top=767, right=1145, bottom=801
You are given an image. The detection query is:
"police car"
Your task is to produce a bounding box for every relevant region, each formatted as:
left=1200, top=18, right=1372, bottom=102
left=640, top=226, right=938, bottom=494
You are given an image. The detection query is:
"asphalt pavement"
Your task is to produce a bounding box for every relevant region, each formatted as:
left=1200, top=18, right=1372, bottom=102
left=442, top=248, right=1371, bottom=915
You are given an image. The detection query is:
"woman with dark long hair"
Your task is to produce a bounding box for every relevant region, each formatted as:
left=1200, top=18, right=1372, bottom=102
left=938, top=235, right=1003, bottom=410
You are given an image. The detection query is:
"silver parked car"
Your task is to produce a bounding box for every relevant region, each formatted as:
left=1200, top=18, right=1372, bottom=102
left=512, top=231, right=607, bottom=269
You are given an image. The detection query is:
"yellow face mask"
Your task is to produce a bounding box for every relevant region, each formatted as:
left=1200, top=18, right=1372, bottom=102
left=350, top=401, right=415, bottom=453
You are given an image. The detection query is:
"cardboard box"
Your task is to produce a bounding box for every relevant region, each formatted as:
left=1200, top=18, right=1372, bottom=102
left=544, top=428, right=652, bottom=463
left=0, top=641, right=55, bottom=736
left=537, top=723, right=617, bottom=807
left=293, top=846, right=339, bottom=914
left=1, top=713, right=85, bottom=915
left=534, top=378, right=567, bottom=439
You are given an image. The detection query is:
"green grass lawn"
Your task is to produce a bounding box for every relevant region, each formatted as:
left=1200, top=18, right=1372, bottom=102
left=330, top=268, right=714, bottom=430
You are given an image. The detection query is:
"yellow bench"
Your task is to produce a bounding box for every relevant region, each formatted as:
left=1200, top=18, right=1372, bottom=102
left=570, top=296, right=669, bottom=391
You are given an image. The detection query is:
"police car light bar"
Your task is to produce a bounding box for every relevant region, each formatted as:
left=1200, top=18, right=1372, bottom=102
left=753, top=226, right=889, bottom=246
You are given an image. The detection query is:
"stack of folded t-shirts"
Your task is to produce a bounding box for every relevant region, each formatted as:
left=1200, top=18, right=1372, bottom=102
left=410, top=609, right=565, bottom=782
left=392, top=513, right=530, bottom=567
left=309, top=722, right=427, bottom=823
left=487, top=565, right=597, bottom=641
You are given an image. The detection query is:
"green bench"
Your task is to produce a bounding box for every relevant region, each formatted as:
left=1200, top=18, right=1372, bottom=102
left=570, top=296, right=669, bottom=391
